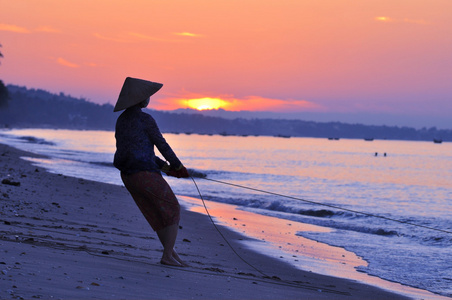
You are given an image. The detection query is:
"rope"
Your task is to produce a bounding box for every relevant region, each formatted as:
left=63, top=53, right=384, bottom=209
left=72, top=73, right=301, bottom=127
left=190, top=176, right=269, bottom=277
left=199, top=177, right=452, bottom=235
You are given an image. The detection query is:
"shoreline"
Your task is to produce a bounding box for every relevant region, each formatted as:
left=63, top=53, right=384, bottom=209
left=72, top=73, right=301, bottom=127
left=183, top=196, right=447, bottom=300
left=0, top=142, right=441, bottom=299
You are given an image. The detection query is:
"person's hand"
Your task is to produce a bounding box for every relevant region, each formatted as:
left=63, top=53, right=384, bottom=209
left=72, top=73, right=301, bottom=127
left=160, top=162, right=171, bottom=173
left=167, top=165, right=190, bottom=178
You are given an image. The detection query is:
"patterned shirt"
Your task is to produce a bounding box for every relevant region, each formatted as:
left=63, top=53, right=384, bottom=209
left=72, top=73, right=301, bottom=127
left=113, top=106, right=181, bottom=174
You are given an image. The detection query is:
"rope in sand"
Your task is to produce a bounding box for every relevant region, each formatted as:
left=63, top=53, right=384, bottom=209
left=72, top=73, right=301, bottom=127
left=190, top=176, right=268, bottom=277
left=189, top=176, right=352, bottom=295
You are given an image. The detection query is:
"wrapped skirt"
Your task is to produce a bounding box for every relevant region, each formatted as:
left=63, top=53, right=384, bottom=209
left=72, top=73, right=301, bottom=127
left=121, top=171, right=180, bottom=231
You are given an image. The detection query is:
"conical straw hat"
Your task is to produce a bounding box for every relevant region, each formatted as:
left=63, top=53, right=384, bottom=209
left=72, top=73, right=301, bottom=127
left=113, top=77, right=163, bottom=112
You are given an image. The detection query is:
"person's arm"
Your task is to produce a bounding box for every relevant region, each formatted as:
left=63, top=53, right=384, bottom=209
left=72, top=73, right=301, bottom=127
left=154, top=156, right=167, bottom=169
left=145, top=114, right=189, bottom=178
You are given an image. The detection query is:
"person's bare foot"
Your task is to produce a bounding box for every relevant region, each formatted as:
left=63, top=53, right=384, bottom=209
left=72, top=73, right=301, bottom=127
left=160, top=256, right=183, bottom=267
left=172, top=250, right=189, bottom=267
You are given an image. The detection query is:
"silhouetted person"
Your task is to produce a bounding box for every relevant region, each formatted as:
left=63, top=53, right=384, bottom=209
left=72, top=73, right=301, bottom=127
left=113, top=77, right=189, bottom=267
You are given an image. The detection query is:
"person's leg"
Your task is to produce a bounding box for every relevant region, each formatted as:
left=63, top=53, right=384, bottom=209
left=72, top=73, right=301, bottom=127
left=122, top=172, right=187, bottom=266
left=157, top=223, right=186, bottom=266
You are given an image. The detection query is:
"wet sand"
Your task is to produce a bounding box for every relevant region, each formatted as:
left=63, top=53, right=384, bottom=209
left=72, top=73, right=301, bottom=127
left=0, top=143, right=427, bottom=299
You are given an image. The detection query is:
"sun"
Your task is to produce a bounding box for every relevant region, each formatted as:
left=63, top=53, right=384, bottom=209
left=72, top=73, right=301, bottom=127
left=186, top=97, right=226, bottom=110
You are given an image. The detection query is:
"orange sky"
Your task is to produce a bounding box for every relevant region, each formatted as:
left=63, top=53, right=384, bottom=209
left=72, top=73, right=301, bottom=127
left=1, top=0, right=451, bottom=127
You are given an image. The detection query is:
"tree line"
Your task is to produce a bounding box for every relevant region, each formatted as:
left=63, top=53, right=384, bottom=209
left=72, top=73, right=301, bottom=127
left=0, top=84, right=450, bottom=142
left=0, top=44, right=9, bottom=109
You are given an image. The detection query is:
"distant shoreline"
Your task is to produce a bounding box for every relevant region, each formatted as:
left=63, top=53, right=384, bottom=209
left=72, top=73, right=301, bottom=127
left=1, top=122, right=450, bottom=145
left=1, top=84, right=451, bottom=142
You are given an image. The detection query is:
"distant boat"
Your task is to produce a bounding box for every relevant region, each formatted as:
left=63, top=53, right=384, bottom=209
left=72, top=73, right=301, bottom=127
left=364, top=138, right=374, bottom=141
left=275, top=134, right=291, bottom=138
left=433, top=139, right=443, bottom=144
left=328, top=137, right=340, bottom=140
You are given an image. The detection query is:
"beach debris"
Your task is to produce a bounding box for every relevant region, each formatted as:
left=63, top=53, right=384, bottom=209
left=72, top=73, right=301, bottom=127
left=1, top=179, right=20, bottom=186
left=182, top=238, right=191, bottom=243
left=203, top=267, right=225, bottom=273
left=237, top=272, right=257, bottom=277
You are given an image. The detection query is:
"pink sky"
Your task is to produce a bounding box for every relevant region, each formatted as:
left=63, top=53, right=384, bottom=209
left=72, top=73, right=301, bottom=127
left=0, top=0, right=451, bottom=127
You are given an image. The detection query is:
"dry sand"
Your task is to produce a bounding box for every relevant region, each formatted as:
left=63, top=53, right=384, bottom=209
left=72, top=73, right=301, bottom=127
left=0, top=143, right=428, bottom=299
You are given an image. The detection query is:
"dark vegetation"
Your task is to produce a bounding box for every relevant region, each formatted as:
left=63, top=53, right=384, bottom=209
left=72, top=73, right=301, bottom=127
left=0, top=44, right=9, bottom=109
left=0, top=84, right=450, bottom=142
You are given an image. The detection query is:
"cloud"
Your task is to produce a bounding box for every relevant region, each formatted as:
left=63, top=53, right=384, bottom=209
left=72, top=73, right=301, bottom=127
left=0, top=23, right=31, bottom=33
left=173, top=32, right=203, bottom=38
left=231, top=96, right=321, bottom=112
left=0, top=23, right=61, bottom=34
left=375, top=16, right=393, bottom=23
left=127, top=32, right=179, bottom=42
left=402, top=18, right=428, bottom=25
left=93, top=33, right=130, bottom=43
left=127, top=32, right=164, bottom=41
left=57, top=57, right=79, bottom=68
left=374, top=16, right=428, bottom=25
left=35, top=26, right=61, bottom=33
left=93, top=32, right=180, bottom=43
left=150, top=92, right=322, bottom=112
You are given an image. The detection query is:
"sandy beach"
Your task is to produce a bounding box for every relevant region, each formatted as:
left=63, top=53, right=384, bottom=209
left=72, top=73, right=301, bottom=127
left=0, top=142, right=429, bottom=299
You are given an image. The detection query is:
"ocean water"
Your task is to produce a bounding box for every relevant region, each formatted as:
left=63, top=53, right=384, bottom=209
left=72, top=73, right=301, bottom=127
left=0, top=128, right=451, bottom=298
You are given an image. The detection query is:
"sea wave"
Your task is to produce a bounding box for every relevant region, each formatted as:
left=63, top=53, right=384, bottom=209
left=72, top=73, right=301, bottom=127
left=18, top=136, right=56, bottom=145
